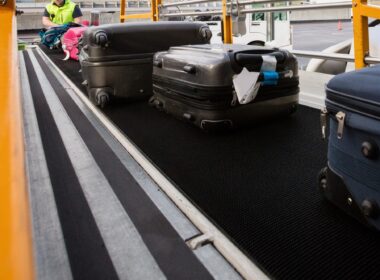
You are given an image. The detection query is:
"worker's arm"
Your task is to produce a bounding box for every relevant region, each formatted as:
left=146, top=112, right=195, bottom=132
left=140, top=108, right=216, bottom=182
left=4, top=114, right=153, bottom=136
left=72, top=6, right=83, bottom=25
left=42, top=16, right=59, bottom=28
left=73, top=17, right=82, bottom=24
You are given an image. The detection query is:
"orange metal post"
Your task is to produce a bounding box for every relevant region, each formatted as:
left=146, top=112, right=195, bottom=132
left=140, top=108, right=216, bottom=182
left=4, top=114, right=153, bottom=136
left=120, top=0, right=126, bottom=22
left=0, top=0, right=34, bottom=279
left=222, top=0, right=233, bottom=43
left=120, top=12, right=152, bottom=20
left=352, top=0, right=369, bottom=69
left=151, top=0, right=161, bottom=21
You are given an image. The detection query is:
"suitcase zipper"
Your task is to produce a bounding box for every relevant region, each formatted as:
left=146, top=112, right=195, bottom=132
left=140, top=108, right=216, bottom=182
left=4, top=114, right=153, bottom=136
left=326, top=88, right=380, bottom=120
left=320, top=107, right=328, bottom=140
left=336, top=111, right=346, bottom=140
left=322, top=105, right=346, bottom=140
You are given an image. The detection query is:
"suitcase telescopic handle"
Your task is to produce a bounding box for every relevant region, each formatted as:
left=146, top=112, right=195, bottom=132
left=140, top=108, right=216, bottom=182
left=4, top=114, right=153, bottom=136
left=235, top=52, right=286, bottom=66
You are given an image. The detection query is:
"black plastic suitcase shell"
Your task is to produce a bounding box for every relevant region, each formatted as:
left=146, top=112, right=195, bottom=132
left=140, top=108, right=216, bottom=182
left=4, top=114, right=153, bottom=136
left=150, top=88, right=299, bottom=130
left=79, top=22, right=212, bottom=106
left=151, top=44, right=299, bottom=130
left=153, top=44, right=298, bottom=90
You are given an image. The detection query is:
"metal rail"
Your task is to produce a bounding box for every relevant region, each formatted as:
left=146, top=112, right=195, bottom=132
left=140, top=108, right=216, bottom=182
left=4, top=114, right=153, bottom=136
left=161, top=2, right=353, bottom=17
left=291, top=50, right=380, bottom=64
left=160, top=9, right=221, bottom=16
left=161, top=2, right=351, bottom=17
left=161, top=0, right=218, bottom=8
left=119, top=0, right=380, bottom=67
left=241, top=2, right=352, bottom=14
left=161, top=0, right=276, bottom=8
left=120, top=0, right=155, bottom=21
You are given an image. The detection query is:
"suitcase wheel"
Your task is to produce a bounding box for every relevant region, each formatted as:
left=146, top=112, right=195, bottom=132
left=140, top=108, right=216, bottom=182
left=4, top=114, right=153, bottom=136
left=361, top=199, right=379, bottom=219
left=318, top=167, right=328, bottom=193
left=95, top=91, right=109, bottom=108
left=289, top=104, right=298, bottom=114
left=148, top=97, right=164, bottom=111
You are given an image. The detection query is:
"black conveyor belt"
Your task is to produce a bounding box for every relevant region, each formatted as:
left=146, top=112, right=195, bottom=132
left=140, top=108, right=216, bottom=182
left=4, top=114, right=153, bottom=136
left=42, top=46, right=380, bottom=280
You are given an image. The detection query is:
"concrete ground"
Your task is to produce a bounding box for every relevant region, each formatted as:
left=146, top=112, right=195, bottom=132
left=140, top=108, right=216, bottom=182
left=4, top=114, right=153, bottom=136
left=292, top=21, right=353, bottom=69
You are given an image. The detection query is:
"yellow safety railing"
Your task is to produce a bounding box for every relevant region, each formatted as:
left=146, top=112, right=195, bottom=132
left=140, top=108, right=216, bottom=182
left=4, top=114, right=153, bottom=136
left=352, top=0, right=380, bottom=68
left=120, top=0, right=155, bottom=21
left=119, top=0, right=233, bottom=42
left=0, top=0, right=34, bottom=280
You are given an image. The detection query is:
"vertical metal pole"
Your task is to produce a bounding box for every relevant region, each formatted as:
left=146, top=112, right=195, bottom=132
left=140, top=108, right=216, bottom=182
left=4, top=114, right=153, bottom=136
left=266, top=2, right=274, bottom=42
left=120, top=0, right=126, bottom=22
left=352, top=0, right=369, bottom=69
left=152, top=0, right=161, bottom=21
left=222, top=0, right=233, bottom=43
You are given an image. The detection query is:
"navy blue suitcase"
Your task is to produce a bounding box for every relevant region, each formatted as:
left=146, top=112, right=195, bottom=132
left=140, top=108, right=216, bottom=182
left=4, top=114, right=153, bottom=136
left=319, top=65, right=380, bottom=230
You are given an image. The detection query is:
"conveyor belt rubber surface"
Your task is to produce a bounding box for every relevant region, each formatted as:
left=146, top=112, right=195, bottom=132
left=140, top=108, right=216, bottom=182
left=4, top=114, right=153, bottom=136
left=42, top=46, right=380, bottom=280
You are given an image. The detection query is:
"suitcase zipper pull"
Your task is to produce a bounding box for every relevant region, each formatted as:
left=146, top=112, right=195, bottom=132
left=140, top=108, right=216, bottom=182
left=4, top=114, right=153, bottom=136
left=320, top=107, right=328, bottom=140
left=336, top=111, right=346, bottom=140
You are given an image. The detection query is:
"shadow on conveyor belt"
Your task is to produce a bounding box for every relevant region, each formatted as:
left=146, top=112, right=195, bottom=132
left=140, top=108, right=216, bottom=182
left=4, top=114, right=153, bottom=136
left=41, top=45, right=380, bottom=280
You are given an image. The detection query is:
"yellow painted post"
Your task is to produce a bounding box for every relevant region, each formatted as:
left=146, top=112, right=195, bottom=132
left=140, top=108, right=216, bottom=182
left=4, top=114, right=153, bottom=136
left=152, top=0, right=161, bottom=21
left=352, top=0, right=369, bottom=69
left=0, top=0, right=34, bottom=279
left=120, top=0, right=126, bottom=22
left=121, top=13, right=152, bottom=20
left=222, top=0, right=233, bottom=44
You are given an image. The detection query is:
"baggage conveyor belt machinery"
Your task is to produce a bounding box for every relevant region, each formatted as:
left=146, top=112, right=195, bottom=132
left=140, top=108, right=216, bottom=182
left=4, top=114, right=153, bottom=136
left=23, top=45, right=380, bottom=280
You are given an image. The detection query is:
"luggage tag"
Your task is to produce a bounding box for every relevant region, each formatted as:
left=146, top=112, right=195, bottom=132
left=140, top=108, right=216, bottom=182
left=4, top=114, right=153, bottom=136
left=233, top=67, right=261, bottom=105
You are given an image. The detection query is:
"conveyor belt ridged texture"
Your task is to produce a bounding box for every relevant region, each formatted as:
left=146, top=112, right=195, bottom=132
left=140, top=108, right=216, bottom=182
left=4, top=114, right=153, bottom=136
left=42, top=46, right=380, bottom=280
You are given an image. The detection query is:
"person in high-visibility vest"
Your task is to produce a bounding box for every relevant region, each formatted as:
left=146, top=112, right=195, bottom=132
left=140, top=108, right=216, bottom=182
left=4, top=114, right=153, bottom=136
left=42, top=0, right=83, bottom=28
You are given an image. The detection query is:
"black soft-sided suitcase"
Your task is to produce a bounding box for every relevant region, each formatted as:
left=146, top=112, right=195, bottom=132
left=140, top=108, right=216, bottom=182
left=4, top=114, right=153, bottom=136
left=79, top=22, right=212, bottom=107
left=150, top=44, right=299, bottom=130
left=319, top=65, right=380, bottom=231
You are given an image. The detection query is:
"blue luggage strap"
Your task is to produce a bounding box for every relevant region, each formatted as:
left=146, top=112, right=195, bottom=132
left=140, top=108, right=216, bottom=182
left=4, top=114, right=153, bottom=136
left=261, top=71, right=280, bottom=86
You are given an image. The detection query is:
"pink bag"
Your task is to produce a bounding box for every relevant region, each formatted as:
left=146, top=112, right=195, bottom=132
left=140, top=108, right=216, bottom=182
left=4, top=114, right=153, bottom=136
left=62, top=26, right=87, bottom=61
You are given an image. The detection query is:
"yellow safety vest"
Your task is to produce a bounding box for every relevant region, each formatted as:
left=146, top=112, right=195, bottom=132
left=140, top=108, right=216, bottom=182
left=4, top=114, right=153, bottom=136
left=46, top=0, right=76, bottom=25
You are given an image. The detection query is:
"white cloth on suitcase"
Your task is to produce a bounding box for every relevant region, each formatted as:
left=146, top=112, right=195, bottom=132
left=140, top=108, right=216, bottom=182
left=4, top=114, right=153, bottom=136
left=233, top=68, right=261, bottom=105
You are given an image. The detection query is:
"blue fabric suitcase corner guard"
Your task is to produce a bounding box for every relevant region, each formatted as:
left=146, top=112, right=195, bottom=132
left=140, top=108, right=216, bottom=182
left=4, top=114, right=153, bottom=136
left=321, top=66, right=380, bottom=231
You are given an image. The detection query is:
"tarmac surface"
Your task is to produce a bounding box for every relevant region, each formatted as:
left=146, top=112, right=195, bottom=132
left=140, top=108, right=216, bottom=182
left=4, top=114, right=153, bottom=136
left=292, top=21, right=353, bottom=69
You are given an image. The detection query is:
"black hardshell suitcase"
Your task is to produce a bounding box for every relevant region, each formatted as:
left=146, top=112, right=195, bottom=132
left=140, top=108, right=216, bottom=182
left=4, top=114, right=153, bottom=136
left=319, top=65, right=380, bottom=231
left=150, top=44, right=299, bottom=130
left=79, top=22, right=212, bottom=107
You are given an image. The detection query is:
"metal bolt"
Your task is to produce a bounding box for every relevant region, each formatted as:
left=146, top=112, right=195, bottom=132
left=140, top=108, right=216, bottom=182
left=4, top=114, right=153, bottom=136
left=0, top=0, right=7, bottom=6
left=347, top=197, right=353, bottom=206
left=320, top=178, right=327, bottom=190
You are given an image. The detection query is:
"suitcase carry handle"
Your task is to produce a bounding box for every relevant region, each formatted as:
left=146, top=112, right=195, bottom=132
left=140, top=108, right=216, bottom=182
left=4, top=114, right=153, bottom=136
left=235, top=52, right=286, bottom=67
left=183, top=64, right=196, bottom=74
